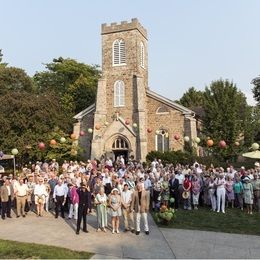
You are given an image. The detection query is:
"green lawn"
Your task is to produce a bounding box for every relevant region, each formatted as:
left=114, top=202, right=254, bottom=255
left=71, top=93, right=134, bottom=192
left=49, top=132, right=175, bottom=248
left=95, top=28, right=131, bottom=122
left=154, top=207, right=260, bottom=236
left=0, top=239, right=93, bottom=259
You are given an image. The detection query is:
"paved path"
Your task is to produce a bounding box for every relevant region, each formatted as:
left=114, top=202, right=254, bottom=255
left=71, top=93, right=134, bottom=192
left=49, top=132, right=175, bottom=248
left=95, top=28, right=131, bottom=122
left=0, top=210, right=259, bottom=259
left=0, top=210, right=175, bottom=259
left=161, top=228, right=260, bottom=259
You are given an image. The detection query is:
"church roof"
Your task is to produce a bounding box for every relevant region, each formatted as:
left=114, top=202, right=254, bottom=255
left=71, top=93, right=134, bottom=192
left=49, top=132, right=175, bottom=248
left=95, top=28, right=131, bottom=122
left=73, top=103, right=95, bottom=120
left=146, top=89, right=195, bottom=116
left=73, top=90, right=195, bottom=120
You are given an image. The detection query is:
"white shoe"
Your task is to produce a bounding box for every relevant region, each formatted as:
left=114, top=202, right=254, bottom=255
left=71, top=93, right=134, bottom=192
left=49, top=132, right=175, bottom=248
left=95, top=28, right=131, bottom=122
left=116, top=230, right=120, bottom=234
left=103, top=228, right=107, bottom=233
left=217, top=210, right=220, bottom=213
left=112, top=230, right=115, bottom=234
left=222, top=211, right=225, bottom=214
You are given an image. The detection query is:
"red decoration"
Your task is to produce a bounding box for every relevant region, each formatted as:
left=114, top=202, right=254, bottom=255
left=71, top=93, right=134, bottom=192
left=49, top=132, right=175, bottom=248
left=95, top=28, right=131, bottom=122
left=79, top=130, right=85, bottom=136
left=207, top=139, right=214, bottom=147
left=125, top=119, right=130, bottom=125
left=174, top=134, right=180, bottom=140
left=219, top=140, right=227, bottom=149
left=95, top=123, right=101, bottom=130
left=70, top=133, right=77, bottom=140
left=38, top=142, right=45, bottom=150
left=147, top=128, right=152, bottom=133
left=50, top=139, right=57, bottom=146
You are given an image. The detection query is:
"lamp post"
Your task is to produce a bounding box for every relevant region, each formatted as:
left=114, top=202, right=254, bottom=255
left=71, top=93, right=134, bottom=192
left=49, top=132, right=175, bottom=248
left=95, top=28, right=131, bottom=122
left=11, top=148, right=18, bottom=175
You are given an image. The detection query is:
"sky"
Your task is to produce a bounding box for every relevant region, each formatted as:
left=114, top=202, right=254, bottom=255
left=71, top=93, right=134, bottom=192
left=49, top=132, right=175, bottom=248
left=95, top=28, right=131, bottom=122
left=1, top=0, right=260, bottom=105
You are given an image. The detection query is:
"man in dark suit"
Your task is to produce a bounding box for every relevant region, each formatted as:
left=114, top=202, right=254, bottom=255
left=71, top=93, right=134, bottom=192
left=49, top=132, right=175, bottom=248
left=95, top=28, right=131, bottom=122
left=76, top=183, right=90, bottom=234
left=169, top=173, right=179, bottom=209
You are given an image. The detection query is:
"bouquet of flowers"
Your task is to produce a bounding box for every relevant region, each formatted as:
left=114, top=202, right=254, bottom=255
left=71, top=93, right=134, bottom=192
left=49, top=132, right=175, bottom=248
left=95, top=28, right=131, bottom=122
left=154, top=205, right=175, bottom=225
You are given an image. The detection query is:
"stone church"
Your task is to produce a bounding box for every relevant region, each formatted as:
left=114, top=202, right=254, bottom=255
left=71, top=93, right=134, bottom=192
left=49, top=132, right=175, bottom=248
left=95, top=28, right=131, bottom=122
left=73, top=18, right=198, bottom=162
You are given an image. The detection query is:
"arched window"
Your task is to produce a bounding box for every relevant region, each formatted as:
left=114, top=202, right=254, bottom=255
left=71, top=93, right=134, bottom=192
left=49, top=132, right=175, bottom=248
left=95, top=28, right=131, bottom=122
left=112, top=137, right=129, bottom=150
left=156, top=106, right=169, bottom=114
left=140, top=42, right=145, bottom=68
left=114, top=80, right=125, bottom=107
left=155, top=129, right=169, bottom=152
left=113, top=39, right=126, bottom=66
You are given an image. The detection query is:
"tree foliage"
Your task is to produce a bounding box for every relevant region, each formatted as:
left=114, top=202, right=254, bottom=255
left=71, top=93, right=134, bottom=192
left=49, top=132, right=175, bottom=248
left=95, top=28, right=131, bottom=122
left=0, top=66, right=35, bottom=95
left=0, top=91, right=73, bottom=163
left=179, top=87, right=204, bottom=108
left=252, top=76, right=260, bottom=105
left=202, top=79, right=249, bottom=160
left=33, top=57, right=100, bottom=115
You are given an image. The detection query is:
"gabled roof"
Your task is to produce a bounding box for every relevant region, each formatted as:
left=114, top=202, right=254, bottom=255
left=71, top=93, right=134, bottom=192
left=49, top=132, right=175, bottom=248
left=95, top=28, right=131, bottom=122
left=73, top=103, right=95, bottom=120
left=117, top=116, right=137, bottom=136
left=146, top=89, right=195, bottom=116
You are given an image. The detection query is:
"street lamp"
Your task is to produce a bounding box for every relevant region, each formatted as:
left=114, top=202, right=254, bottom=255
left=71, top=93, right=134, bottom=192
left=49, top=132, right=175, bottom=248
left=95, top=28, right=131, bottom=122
left=11, top=148, right=18, bottom=175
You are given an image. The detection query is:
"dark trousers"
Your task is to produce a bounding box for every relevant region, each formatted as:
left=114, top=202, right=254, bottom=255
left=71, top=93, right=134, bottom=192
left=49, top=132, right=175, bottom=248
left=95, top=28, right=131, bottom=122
left=77, top=204, right=88, bottom=232
left=55, top=195, right=65, bottom=218
left=171, top=192, right=179, bottom=209
left=1, top=196, right=12, bottom=218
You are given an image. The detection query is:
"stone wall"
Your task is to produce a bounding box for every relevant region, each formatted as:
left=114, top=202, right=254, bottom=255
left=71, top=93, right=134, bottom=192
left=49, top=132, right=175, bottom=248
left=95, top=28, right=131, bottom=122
left=146, top=96, right=185, bottom=152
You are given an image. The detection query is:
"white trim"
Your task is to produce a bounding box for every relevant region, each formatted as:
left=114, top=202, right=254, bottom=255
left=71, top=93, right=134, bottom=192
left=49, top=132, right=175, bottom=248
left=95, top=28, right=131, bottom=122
left=114, top=80, right=125, bottom=107
left=146, top=89, right=195, bottom=115
left=156, top=106, right=170, bottom=115
left=112, top=39, right=126, bottom=66
left=73, top=103, right=95, bottom=120
left=140, top=41, right=145, bottom=69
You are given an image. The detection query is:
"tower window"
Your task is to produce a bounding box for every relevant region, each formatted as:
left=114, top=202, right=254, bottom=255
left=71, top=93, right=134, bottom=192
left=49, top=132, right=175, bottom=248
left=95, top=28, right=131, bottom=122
left=113, top=39, right=126, bottom=66
left=114, top=80, right=125, bottom=107
left=140, top=42, right=145, bottom=68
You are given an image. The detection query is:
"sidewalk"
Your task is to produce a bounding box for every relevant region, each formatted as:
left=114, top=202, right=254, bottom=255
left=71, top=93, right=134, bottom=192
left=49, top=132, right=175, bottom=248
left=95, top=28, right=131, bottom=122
left=0, top=211, right=175, bottom=259
left=0, top=210, right=259, bottom=259
left=161, top=228, right=260, bottom=259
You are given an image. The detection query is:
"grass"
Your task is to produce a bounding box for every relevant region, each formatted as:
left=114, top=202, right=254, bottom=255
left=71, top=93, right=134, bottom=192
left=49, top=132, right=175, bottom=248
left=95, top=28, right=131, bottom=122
left=0, top=239, right=94, bottom=259
left=153, top=207, right=260, bottom=236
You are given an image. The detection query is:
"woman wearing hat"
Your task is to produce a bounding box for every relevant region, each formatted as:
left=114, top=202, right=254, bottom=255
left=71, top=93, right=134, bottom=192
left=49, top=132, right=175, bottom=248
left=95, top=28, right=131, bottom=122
left=243, top=177, right=253, bottom=214
left=108, top=188, right=122, bottom=234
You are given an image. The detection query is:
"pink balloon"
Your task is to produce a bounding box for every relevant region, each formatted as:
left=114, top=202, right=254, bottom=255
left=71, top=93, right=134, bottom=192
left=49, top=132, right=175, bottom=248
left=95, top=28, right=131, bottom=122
left=38, top=142, right=45, bottom=150
left=174, top=134, right=180, bottom=140
left=219, top=140, right=227, bottom=148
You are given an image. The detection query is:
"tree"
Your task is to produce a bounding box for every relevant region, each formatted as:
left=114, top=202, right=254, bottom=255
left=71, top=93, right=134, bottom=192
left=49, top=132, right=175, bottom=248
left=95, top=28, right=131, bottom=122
left=179, top=87, right=204, bottom=108
left=202, top=79, right=249, bottom=160
left=0, top=66, right=35, bottom=95
left=0, top=49, right=7, bottom=67
left=0, top=91, right=72, bottom=164
left=252, top=76, right=260, bottom=105
left=61, top=75, right=97, bottom=114
left=33, top=57, right=100, bottom=118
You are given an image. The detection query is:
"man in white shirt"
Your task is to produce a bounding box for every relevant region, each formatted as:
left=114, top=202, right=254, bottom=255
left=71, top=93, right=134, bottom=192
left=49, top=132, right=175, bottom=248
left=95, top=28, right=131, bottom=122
left=15, top=178, right=28, bottom=218
left=53, top=179, right=67, bottom=218
left=121, top=184, right=134, bottom=232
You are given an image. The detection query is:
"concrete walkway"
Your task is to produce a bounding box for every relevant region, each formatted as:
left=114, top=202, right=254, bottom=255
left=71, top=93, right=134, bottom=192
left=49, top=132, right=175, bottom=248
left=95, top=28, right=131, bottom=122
left=161, top=228, right=260, bottom=259
left=0, top=210, right=259, bottom=259
left=0, top=210, right=175, bottom=259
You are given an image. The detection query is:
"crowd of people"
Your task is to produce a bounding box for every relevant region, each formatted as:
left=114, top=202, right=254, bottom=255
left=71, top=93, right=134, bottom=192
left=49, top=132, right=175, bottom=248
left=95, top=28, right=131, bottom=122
left=0, top=156, right=259, bottom=235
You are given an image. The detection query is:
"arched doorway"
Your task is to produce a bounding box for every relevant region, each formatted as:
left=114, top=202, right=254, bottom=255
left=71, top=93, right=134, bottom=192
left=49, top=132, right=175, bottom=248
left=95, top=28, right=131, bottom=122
left=112, top=136, right=129, bottom=163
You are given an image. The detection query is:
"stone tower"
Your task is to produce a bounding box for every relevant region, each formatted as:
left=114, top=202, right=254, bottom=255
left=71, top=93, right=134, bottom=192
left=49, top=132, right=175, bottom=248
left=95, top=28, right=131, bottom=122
left=91, top=18, right=148, bottom=161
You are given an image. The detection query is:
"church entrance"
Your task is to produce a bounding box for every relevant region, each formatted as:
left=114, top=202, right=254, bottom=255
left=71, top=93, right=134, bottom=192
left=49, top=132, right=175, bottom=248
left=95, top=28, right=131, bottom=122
left=112, top=137, right=129, bottom=163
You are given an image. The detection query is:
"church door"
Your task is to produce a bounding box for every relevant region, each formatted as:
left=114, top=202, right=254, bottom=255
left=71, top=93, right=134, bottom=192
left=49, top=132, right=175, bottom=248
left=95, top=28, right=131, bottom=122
left=112, top=137, right=129, bottom=163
